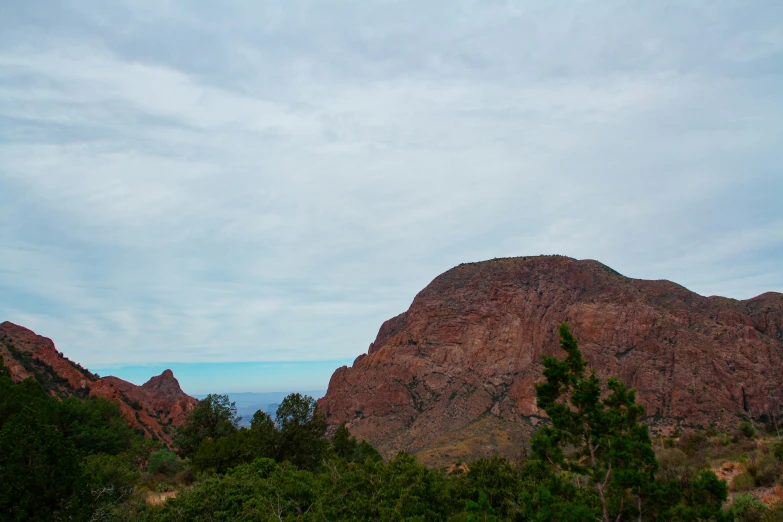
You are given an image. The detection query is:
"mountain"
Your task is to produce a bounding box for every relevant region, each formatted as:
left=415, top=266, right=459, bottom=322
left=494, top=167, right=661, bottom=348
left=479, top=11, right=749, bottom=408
left=317, top=256, right=783, bottom=465
left=0, top=321, right=197, bottom=447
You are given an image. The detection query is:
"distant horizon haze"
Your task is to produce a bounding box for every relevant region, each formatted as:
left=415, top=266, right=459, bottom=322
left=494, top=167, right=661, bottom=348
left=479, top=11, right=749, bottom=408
left=91, top=360, right=348, bottom=396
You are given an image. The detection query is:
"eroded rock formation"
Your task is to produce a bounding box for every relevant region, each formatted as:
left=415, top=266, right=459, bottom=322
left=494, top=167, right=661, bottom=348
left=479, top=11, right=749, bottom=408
left=318, top=256, right=783, bottom=465
left=0, top=321, right=197, bottom=447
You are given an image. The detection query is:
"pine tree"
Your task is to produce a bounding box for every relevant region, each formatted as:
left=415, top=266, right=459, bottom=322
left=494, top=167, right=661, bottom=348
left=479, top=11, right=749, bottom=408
left=531, top=324, right=730, bottom=521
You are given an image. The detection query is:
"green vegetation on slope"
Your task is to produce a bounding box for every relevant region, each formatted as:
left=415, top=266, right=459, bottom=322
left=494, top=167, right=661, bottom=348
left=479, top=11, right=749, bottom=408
left=4, top=325, right=783, bottom=520
left=0, top=356, right=141, bottom=521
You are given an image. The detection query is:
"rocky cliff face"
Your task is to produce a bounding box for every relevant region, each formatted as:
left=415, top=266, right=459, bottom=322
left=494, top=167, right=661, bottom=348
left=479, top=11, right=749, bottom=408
left=103, top=370, right=197, bottom=430
left=318, top=256, right=783, bottom=465
left=0, top=321, right=197, bottom=447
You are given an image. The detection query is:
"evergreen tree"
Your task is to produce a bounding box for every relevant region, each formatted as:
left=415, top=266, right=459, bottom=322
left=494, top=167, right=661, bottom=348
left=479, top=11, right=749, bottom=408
left=465, top=491, right=497, bottom=522
left=249, top=409, right=277, bottom=459
left=331, top=422, right=382, bottom=463
left=531, top=323, right=730, bottom=521
left=275, top=393, right=328, bottom=470
left=332, top=423, right=357, bottom=459
left=174, top=393, right=240, bottom=457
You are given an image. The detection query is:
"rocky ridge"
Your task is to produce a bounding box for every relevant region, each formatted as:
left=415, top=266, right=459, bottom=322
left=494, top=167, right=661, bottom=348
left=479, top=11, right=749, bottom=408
left=318, top=256, right=783, bottom=465
left=0, top=321, right=197, bottom=447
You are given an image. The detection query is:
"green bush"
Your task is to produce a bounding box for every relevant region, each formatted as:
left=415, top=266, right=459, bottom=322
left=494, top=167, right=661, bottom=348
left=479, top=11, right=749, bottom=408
left=732, top=493, right=768, bottom=522
left=657, top=448, right=696, bottom=489
left=148, top=449, right=182, bottom=475
left=717, top=433, right=733, bottom=446
left=732, top=472, right=756, bottom=492
left=772, top=439, right=783, bottom=463
left=739, top=422, right=757, bottom=439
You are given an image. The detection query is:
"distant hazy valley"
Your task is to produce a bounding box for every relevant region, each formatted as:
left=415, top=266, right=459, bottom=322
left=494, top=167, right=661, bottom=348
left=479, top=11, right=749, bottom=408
left=193, top=391, right=326, bottom=427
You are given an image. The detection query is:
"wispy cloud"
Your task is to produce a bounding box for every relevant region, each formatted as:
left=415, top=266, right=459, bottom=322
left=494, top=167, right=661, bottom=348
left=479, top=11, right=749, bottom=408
left=1, top=1, right=781, bottom=383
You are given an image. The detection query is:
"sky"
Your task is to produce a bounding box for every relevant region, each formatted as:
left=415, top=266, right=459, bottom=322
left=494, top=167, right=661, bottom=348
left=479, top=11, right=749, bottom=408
left=1, top=1, right=781, bottom=393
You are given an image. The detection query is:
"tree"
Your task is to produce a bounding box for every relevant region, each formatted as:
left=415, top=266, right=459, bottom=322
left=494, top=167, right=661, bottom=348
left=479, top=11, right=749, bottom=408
left=450, top=455, right=524, bottom=520
left=331, top=422, right=382, bottom=463
left=0, top=360, right=142, bottom=521
left=192, top=430, right=255, bottom=474
left=531, top=324, right=729, bottom=521
left=249, top=409, right=277, bottom=459
left=67, top=454, right=139, bottom=521
left=332, top=423, right=357, bottom=459
left=0, top=406, right=79, bottom=520
left=464, top=491, right=497, bottom=522
left=174, top=393, right=240, bottom=457
left=275, top=393, right=328, bottom=470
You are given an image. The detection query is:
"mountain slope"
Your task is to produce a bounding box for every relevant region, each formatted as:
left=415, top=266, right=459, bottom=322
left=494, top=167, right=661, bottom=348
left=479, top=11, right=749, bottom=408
left=317, top=256, right=783, bottom=465
left=0, top=321, right=197, bottom=447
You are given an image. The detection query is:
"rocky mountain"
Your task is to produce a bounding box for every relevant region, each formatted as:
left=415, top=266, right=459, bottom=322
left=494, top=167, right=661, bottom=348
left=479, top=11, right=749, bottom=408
left=318, top=256, right=783, bottom=465
left=0, top=321, right=197, bottom=447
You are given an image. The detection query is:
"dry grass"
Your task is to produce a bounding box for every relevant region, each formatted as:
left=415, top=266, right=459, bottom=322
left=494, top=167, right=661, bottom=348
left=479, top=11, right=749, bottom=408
left=145, top=491, right=177, bottom=506
left=415, top=416, right=532, bottom=467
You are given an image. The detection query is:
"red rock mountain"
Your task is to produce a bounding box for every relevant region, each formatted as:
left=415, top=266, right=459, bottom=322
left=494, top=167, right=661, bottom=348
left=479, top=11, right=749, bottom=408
left=0, top=321, right=197, bottom=447
left=318, top=256, right=783, bottom=465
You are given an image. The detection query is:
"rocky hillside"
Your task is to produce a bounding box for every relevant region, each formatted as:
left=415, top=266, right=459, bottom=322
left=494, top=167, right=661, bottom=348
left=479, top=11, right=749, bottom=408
left=0, top=321, right=197, bottom=447
left=318, top=256, right=783, bottom=465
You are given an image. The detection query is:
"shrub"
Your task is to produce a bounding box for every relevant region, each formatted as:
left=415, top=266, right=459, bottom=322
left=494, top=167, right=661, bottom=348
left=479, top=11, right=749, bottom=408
left=148, top=449, right=182, bottom=475
left=732, top=472, right=755, bottom=492
left=739, top=422, right=757, bottom=439
left=745, top=452, right=781, bottom=488
left=657, top=448, right=696, bottom=489
left=772, top=439, right=783, bottom=463
left=155, top=481, right=175, bottom=492
left=732, top=493, right=768, bottom=522
left=717, top=433, right=733, bottom=446
left=678, top=429, right=708, bottom=455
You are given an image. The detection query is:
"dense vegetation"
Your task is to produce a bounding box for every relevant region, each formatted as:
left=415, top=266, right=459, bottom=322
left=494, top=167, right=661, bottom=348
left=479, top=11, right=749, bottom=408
left=2, top=325, right=782, bottom=521
left=0, top=356, right=142, bottom=520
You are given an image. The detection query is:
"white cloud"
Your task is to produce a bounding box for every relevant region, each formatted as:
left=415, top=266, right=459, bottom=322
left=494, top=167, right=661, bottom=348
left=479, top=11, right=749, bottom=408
left=0, top=0, right=781, bottom=373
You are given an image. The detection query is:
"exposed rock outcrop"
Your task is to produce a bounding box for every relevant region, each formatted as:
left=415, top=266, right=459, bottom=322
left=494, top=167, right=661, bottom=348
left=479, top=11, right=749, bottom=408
left=318, top=256, right=783, bottom=465
left=104, top=370, right=197, bottom=430
left=0, top=321, right=197, bottom=447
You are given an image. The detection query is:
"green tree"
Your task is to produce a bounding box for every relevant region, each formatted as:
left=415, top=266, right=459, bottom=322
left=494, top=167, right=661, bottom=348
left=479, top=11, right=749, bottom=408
left=174, top=393, right=240, bottom=457
left=330, top=422, right=382, bottom=464
left=67, top=454, right=139, bottom=521
left=275, top=393, right=328, bottom=470
left=674, top=470, right=732, bottom=522
left=374, top=452, right=451, bottom=520
left=58, top=396, right=135, bottom=456
left=448, top=455, right=525, bottom=520
left=332, top=423, right=357, bottom=459
left=192, top=430, right=256, bottom=474
left=464, top=491, right=497, bottom=522
left=0, top=359, right=142, bottom=521
left=531, top=324, right=728, bottom=521
left=0, top=406, right=79, bottom=520
left=249, top=409, right=277, bottom=459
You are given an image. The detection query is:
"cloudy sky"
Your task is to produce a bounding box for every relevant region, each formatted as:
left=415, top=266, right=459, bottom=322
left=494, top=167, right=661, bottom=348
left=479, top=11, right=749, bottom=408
left=1, top=1, right=781, bottom=393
